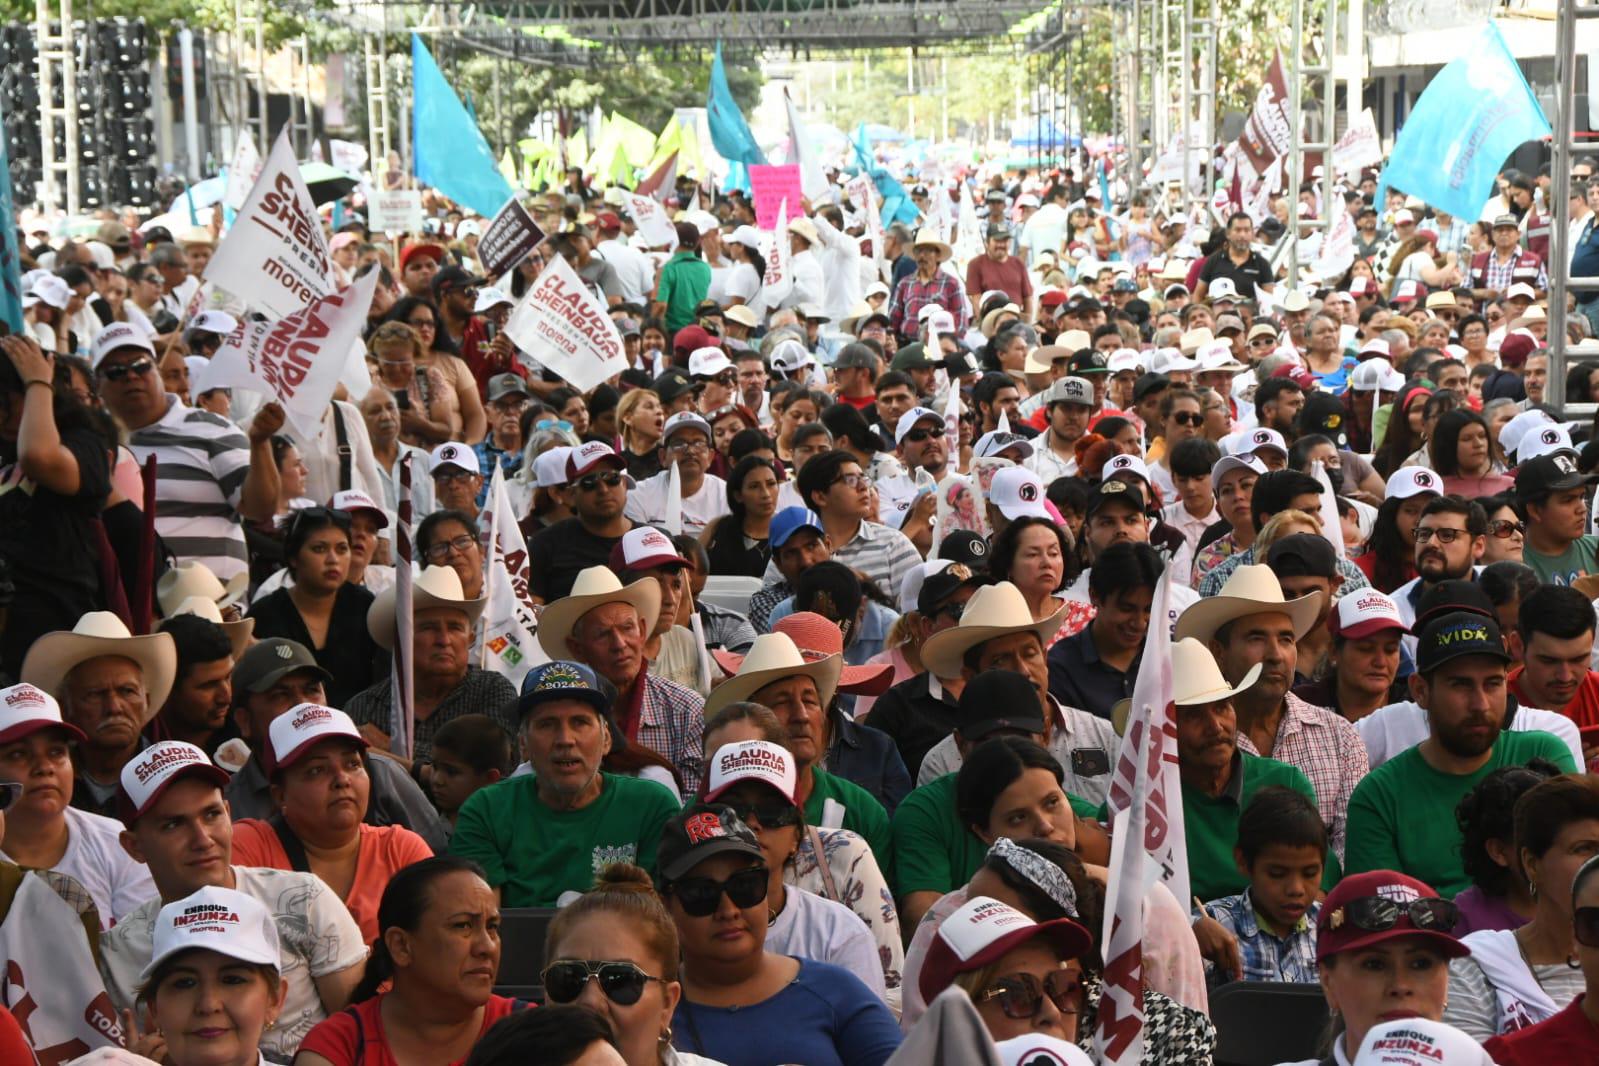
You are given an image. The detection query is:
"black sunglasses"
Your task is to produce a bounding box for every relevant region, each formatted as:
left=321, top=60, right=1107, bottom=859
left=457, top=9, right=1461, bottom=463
left=541, top=959, right=664, bottom=1006
left=904, top=426, right=947, bottom=443
left=977, top=970, right=1084, bottom=1020
left=720, top=800, right=800, bottom=829
left=1328, top=896, right=1459, bottom=935
left=1487, top=519, right=1526, bottom=539
left=1170, top=411, right=1204, bottom=427
left=669, top=866, right=768, bottom=917
left=99, top=357, right=155, bottom=382
left=578, top=471, right=624, bottom=492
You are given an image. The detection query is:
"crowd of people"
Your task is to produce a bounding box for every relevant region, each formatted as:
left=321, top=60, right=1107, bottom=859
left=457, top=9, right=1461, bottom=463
left=4, top=151, right=1599, bottom=1065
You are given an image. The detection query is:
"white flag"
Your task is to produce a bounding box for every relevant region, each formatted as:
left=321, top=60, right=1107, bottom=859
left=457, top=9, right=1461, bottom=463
left=480, top=464, right=546, bottom=688
left=1312, top=460, right=1347, bottom=560
left=759, top=198, right=794, bottom=309
left=953, top=181, right=984, bottom=267
left=1312, top=198, right=1356, bottom=283
left=846, top=175, right=884, bottom=277
left=504, top=252, right=628, bottom=392
left=663, top=459, right=684, bottom=536
left=222, top=129, right=262, bottom=213
left=1332, top=108, right=1383, bottom=174
left=784, top=89, right=830, bottom=203
left=194, top=270, right=377, bottom=438
left=205, top=129, right=334, bottom=320
left=625, top=192, right=680, bottom=250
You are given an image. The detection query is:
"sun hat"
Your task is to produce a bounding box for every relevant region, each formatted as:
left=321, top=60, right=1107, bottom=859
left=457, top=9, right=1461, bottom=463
left=138, top=886, right=281, bottom=982
left=367, top=566, right=486, bottom=650
left=713, top=612, right=894, bottom=697
left=920, top=582, right=1067, bottom=679
left=535, top=566, right=662, bottom=661
left=703, top=632, right=843, bottom=718
left=166, top=596, right=255, bottom=660
left=1174, top=564, right=1322, bottom=644
left=20, top=613, right=177, bottom=713
left=910, top=227, right=954, bottom=262
left=1168, top=638, right=1264, bottom=706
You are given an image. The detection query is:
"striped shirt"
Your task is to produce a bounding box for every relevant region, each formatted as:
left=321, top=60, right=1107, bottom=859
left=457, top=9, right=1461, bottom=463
left=831, top=519, right=923, bottom=600
left=126, top=397, right=253, bottom=580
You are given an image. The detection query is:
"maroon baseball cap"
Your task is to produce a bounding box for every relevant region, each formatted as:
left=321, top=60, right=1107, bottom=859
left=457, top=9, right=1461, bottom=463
left=1316, top=871, right=1468, bottom=962
left=608, top=526, right=689, bottom=575
left=1271, top=362, right=1318, bottom=390
left=919, top=896, right=1093, bottom=1004
left=566, top=441, right=629, bottom=480
left=671, top=325, right=719, bottom=356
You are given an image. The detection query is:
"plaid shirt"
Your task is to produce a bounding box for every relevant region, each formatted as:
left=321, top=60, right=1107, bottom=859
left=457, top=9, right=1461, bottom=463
left=1433, top=216, right=1472, bottom=261
left=887, top=269, right=969, bottom=338
left=1474, top=248, right=1548, bottom=294
left=344, top=666, right=518, bottom=766
left=1235, top=693, right=1369, bottom=860
left=632, top=672, right=706, bottom=795
left=1198, top=544, right=1370, bottom=598
left=750, top=578, right=793, bottom=633
left=1204, top=889, right=1321, bottom=986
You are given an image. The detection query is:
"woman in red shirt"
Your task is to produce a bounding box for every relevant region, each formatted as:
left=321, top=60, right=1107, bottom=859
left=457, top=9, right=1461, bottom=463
left=295, top=856, right=527, bottom=1066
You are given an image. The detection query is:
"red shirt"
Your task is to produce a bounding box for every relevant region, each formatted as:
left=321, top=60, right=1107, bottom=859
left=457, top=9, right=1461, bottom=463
left=298, top=993, right=528, bottom=1066
left=1485, top=995, right=1599, bottom=1064
left=1508, top=666, right=1599, bottom=734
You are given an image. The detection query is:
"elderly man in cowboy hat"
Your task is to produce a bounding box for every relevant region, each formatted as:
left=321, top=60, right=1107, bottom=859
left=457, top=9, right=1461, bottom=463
left=1177, top=563, right=1368, bottom=863
left=344, top=566, right=515, bottom=767
left=539, top=564, right=705, bottom=793
left=886, top=227, right=967, bottom=341
left=21, top=612, right=177, bottom=819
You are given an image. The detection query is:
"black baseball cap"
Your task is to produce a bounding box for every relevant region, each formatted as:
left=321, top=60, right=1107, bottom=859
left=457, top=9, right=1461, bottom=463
left=1516, top=451, right=1597, bottom=501
left=955, top=670, right=1046, bottom=741
left=1300, top=392, right=1349, bottom=449
left=917, top=563, right=988, bottom=617
left=1414, top=579, right=1494, bottom=629
left=1266, top=533, right=1339, bottom=579
left=1085, top=478, right=1143, bottom=518
left=656, top=804, right=765, bottom=882
left=431, top=264, right=483, bottom=294
left=938, top=529, right=990, bottom=569
left=1415, top=611, right=1511, bottom=674
left=652, top=369, right=695, bottom=405
left=232, top=639, right=332, bottom=695
left=1066, top=349, right=1110, bottom=376
left=1133, top=372, right=1172, bottom=402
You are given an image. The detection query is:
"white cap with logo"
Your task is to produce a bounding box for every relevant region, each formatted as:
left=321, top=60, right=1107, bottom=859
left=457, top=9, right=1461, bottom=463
left=703, top=740, right=798, bottom=804
left=989, top=467, right=1050, bottom=521
left=91, top=322, right=157, bottom=368
left=265, top=703, right=367, bottom=774
left=139, top=885, right=282, bottom=982
left=428, top=442, right=481, bottom=476
left=117, top=740, right=230, bottom=824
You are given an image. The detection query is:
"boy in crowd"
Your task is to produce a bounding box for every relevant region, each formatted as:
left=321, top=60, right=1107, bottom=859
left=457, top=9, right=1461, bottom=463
left=428, top=715, right=516, bottom=829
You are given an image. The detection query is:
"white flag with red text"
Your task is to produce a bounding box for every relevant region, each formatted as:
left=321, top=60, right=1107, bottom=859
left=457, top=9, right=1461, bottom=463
left=480, top=464, right=546, bottom=687
left=504, top=252, right=628, bottom=392
left=759, top=198, right=793, bottom=311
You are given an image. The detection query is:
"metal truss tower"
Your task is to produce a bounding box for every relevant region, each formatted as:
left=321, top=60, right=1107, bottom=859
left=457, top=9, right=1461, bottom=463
left=1543, top=0, right=1599, bottom=415
left=33, top=0, right=77, bottom=213
left=1286, top=0, right=1339, bottom=282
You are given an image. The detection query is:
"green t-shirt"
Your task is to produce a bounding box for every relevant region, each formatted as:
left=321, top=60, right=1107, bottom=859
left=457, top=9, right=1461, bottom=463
left=1344, top=730, right=1577, bottom=898
left=1183, top=753, right=1321, bottom=903
left=656, top=251, right=712, bottom=332
left=804, top=769, right=893, bottom=872
left=1524, top=535, right=1599, bottom=587
left=890, top=773, right=1099, bottom=900
left=450, top=772, right=682, bottom=907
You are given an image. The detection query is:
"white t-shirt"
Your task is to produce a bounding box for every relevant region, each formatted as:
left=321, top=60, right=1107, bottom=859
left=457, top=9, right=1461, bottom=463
left=1355, top=700, right=1583, bottom=770
left=624, top=471, right=730, bottom=536
left=0, top=806, right=156, bottom=929
left=766, top=884, right=887, bottom=1001
left=723, top=261, right=761, bottom=305
left=99, top=865, right=368, bottom=1059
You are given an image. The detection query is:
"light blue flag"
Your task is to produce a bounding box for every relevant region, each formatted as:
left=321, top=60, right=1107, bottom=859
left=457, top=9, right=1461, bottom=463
left=1376, top=21, right=1551, bottom=221
left=0, top=96, right=23, bottom=334
left=411, top=35, right=515, bottom=218
left=706, top=42, right=766, bottom=170
left=852, top=122, right=919, bottom=228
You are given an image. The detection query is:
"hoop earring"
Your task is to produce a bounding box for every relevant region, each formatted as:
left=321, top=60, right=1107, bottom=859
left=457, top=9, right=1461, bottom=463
left=1529, top=879, right=1539, bottom=902
left=659, top=1024, right=674, bottom=1049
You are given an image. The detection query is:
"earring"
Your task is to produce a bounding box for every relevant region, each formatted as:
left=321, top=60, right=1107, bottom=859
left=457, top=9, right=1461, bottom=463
left=659, top=1025, right=674, bottom=1048
left=1530, top=880, right=1539, bottom=902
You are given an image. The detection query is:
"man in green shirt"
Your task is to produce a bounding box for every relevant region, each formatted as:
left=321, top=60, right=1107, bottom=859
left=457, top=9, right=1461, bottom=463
left=450, top=661, right=680, bottom=907
left=1344, top=609, right=1577, bottom=897
left=652, top=222, right=712, bottom=335
left=1518, top=451, right=1599, bottom=586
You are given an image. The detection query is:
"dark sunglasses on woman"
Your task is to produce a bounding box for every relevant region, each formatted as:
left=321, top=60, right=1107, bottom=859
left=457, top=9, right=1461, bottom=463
left=668, top=866, right=768, bottom=917
left=976, top=969, right=1084, bottom=1020
left=541, top=959, right=666, bottom=1006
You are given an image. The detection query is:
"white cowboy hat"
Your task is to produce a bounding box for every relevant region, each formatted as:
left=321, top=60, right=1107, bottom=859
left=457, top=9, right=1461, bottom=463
left=535, top=566, right=662, bottom=661
left=920, top=581, right=1067, bottom=679
left=1110, top=638, right=1264, bottom=735
left=1173, top=564, right=1323, bottom=646
left=166, top=596, right=255, bottom=660
left=910, top=227, right=954, bottom=263
left=787, top=217, right=821, bottom=247
left=703, top=632, right=843, bottom=719
left=367, top=566, right=486, bottom=651
left=20, top=611, right=178, bottom=714
left=156, top=561, right=248, bottom=617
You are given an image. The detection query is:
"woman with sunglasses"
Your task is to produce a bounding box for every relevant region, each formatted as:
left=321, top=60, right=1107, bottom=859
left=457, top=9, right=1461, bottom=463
left=248, top=508, right=383, bottom=708
left=1484, top=851, right=1599, bottom=1062
left=383, top=297, right=487, bottom=443
left=368, top=319, right=461, bottom=448
left=297, top=856, right=524, bottom=1066
left=618, top=388, right=666, bottom=481
left=417, top=510, right=486, bottom=600
left=657, top=804, right=902, bottom=1066
left=1480, top=493, right=1527, bottom=565
left=702, top=456, right=779, bottom=579
left=1310, top=870, right=1470, bottom=1064
left=1443, top=774, right=1599, bottom=1040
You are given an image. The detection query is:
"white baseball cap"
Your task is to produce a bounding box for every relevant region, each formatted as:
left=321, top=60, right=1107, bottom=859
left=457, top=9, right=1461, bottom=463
left=189, top=310, right=239, bottom=336
left=1385, top=466, right=1443, bottom=501
left=1352, top=1018, right=1492, bottom=1066
left=117, top=740, right=230, bottom=825
left=473, top=287, right=514, bottom=313
left=1206, top=277, right=1240, bottom=302
left=91, top=321, right=157, bottom=368
left=565, top=440, right=632, bottom=482
left=1150, top=347, right=1198, bottom=374
left=702, top=740, right=798, bottom=805
left=1328, top=589, right=1408, bottom=641
left=1102, top=452, right=1152, bottom=485
left=995, top=1035, right=1095, bottom=1066
left=330, top=489, right=389, bottom=529
left=1106, top=349, right=1144, bottom=374
left=611, top=526, right=689, bottom=573
left=974, top=430, right=1036, bottom=461
left=139, top=885, right=281, bottom=982
left=534, top=446, right=575, bottom=488
left=1518, top=422, right=1577, bottom=463
left=1349, top=359, right=1404, bottom=393
left=1505, top=282, right=1538, bottom=303
left=1196, top=342, right=1246, bottom=372
left=27, top=274, right=71, bottom=311
left=770, top=340, right=815, bottom=373
left=687, top=347, right=733, bottom=378
left=894, top=406, right=944, bottom=445
left=727, top=225, right=762, bottom=251
left=1211, top=453, right=1268, bottom=492
left=661, top=410, right=713, bottom=445
left=1498, top=409, right=1555, bottom=457
left=1235, top=427, right=1288, bottom=460
left=926, top=309, right=957, bottom=335
left=429, top=442, right=481, bottom=476
left=1393, top=209, right=1416, bottom=225
left=265, top=703, right=367, bottom=774
left=0, top=682, right=86, bottom=745
left=1358, top=337, right=1391, bottom=359
left=989, top=466, right=1050, bottom=521
left=899, top=559, right=955, bottom=614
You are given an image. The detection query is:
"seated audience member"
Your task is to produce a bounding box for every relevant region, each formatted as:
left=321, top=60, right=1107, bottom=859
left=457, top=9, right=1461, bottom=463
left=450, top=662, right=680, bottom=908
left=1312, top=871, right=1472, bottom=1065
left=1508, top=584, right=1599, bottom=742
left=101, top=741, right=367, bottom=1058
left=1291, top=589, right=1408, bottom=724
left=1483, top=853, right=1599, bottom=1062
left=148, top=614, right=245, bottom=756
left=528, top=441, right=637, bottom=605
left=1452, top=760, right=1562, bottom=936
left=0, top=682, right=154, bottom=928
left=427, top=715, right=515, bottom=830
left=21, top=611, right=176, bottom=818
left=750, top=507, right=832, bottom=633
left=608, top=525, right=711, bottom=697
left=348, top=565, right=518, bottom=768
left=654, top=805, right=903, bottom=1065
left=674, top=534, right=758, bottom=654
left=133, top=887, right=289, bottom=1066
left=229, top=705, right=433, bottom=942
left=1445, top=774, right=1599, bottom=1039
left=1047, top=542, right=1160, bottom=720
left=1202, top=786, right=1326, bottom=986
left=225, top=639, right=448, bottom=851
left=296, top=857, right=529, bottom=1066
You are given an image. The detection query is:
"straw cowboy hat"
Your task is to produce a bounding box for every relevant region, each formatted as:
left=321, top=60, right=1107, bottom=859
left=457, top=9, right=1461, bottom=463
left=1173, top=563, right=1323, bottom=645
left=21, top=611, right=178, bottom=714
left=535, top=565, right=662, bottom=661
left=156, top=561, right=248, bottom=618
left=920, top=581, right=1068, bottom=679
left=1110, top=638, right=1263, bottom=735
left=367, top=566, right=486, bottom=651
left=167, top=596, right=255, bottom=660
left=911, top=227, right=954, bottom=263
left=704, top=632, right=844, bottom=719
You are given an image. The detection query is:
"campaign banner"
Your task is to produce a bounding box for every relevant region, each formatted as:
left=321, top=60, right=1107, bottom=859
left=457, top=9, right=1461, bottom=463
left=477, top=196, right=546, bottom=277
left=759, top=198, right=793, bottom=310
left=222, top=129, right=262, bottom=213
left=205, top=129, right=333, bottom=321
left=1332, top=108, right=1383, bottom=175
left=370, top=189, right=424, bottom=235
left=504, top=252, right=627, bottom=391
left=625, top=192, right=679, bottom=249
left=749, top=163, right=804, bottom=230
left=481, top=464, right=546, bottom=687
left=196, top=270, right=377, bottom=438
left=1216, top=52, right=1291, bottom=221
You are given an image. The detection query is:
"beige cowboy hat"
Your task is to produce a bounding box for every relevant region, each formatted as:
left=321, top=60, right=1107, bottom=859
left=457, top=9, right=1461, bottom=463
left=703, top=632, right=844, bottom=719
left=910, top=227, right=954, bottom=263
left=920, top=581, right=1068, bottom=679
left=1173, top=563, right=1323, bottom=646
left=1023, top=345, right=1072, bottom=376
left=981, top=304, right=1023, bottom=338
left=535, top=565, right=662, bottom=661
left=367, top=566, right=487, bottom=651
left=1110, top=638, right=1263, bottom=735
left=839, top=300, right=879, bottom=335
left=787, top=217, right=821, bottom=247
left=166, top=596, right=255, bottom=660
left=21, top=611, right=178, bottom=714
left=156, top=561, right=248, bottom=618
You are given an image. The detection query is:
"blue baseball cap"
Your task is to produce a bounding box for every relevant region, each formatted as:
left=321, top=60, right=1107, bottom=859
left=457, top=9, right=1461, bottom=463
left=518, top=660, right=608, bottom=716
left=770, top=507, right=824, bottom=549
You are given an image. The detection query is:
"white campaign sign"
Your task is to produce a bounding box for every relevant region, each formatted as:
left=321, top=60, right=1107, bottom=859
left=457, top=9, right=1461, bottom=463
left=758, top=198, right=793, bottom=310
left=1332, top=108, right=1384, bottom=174
left=503, top=252, right=628, bottom=392
left=205, top=129, right=333, bottom=321
left=222, top=130, right=262, bottom=213
left=195, top=270, right=377, bottom=438
left=370, top=189, right=424, bottom=235
left=625, top=192, right=679, bottom=250
left=481, top=465, right=546, bottom=687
